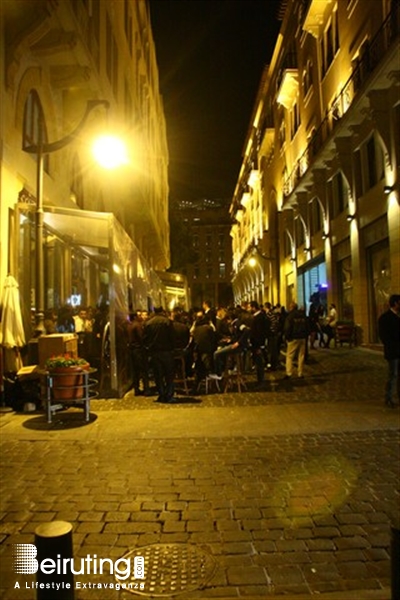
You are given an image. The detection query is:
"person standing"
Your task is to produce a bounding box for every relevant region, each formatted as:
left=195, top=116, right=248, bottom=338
left=324, top=303, right=338, bottom=348
left=284, top=302, right=309, bottom=379
left=128, top=311, right=150, bottom=396
left=192, top=314, right=217, bottom=388
left=202, top=300, right=216, bottom=326
left=265, top=302, right=281, bottom=370
left=249, top=301, right=269, bottom=386
left=378, top=294, right=400, bottom=408
left=143, top=307, right=176, bottom=403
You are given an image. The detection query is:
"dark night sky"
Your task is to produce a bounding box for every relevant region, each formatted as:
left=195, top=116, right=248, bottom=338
left=149, top=0, right=282, bottom=204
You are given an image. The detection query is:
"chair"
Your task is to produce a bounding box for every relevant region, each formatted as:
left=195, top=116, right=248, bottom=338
left=173, top=350, right=190, bottom=394
left=223, top=353, right=247, bottom=393
left=204, top=373, right=222, bottom=394
left=335, top=322, right=356, bottom=348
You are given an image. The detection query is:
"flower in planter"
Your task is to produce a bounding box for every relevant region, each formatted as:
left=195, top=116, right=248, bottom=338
left=45, top=354, right=89, bottom=369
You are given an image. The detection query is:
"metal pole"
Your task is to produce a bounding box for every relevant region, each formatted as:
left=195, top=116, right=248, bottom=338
left=35, top=116, right=46, bottom=336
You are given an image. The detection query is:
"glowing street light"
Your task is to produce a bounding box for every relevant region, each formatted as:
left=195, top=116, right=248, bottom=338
left=248, top=257, right=257, bottom=268
left=92, top=135, right=129, bottom=169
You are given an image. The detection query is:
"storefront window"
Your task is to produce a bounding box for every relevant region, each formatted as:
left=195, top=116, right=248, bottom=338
left=368, top=240, right=391, bottom=342
left=338, top=256, right=354, bottom=320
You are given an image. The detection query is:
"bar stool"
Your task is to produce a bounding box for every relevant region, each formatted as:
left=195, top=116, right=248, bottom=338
left=193, top=372, right=221, bottom=394
left=223, top=353, right=247, bottom=393
left=173, top=350, right=190, bottom=395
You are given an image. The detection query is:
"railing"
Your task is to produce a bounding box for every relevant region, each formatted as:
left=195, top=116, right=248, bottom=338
left=283, top=3, right=399, bottom=197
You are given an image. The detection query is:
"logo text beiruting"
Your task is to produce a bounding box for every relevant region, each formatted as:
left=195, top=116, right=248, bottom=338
left=13, top=544, right=144, bottom=581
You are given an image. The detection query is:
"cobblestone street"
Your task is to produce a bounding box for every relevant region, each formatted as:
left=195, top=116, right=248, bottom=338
left=0, top=347, right=399, bottom=600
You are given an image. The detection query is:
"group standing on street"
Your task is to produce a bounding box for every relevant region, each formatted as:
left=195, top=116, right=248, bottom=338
left=41, top=293, right=399, bottom=409
left=124, top=296, right=376, bottom=403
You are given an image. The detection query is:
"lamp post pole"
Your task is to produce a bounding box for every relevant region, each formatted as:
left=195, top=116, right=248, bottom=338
left=23, top=100, right=110, bottom=336
left=35, top=112, right=45, bottom=335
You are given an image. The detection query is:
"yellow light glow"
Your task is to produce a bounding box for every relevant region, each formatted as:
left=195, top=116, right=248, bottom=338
left=92, top=135, right=129, bottom=169
left=248, top=257, right=257, bottom=267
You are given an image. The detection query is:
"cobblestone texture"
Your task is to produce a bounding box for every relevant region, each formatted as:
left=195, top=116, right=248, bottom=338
left=0, top=348, right=399, bottom=599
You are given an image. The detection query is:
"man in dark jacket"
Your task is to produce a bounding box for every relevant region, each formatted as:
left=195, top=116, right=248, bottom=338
left=192, top=315, right=217, bottom=385
left=249, top=301, right=269, bottom=385
left=213, top=309, right=250, bottom=377
left=284, top=302, right=309, bottom=379
left=143, top=307, right=176, bottom=403
left=128, top=311, right=150, bottom=396
left=378, top=294, right=400, bottom=407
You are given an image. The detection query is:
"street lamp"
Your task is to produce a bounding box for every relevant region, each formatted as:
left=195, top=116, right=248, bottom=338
left=22, top=99, right=116, bottom=336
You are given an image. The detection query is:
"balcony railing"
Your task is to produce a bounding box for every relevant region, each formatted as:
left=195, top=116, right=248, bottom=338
left=283, top=3, right=399, bottom=197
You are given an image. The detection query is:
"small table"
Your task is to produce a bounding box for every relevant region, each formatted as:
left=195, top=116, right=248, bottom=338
left=39, top=368, right=98, bottom=423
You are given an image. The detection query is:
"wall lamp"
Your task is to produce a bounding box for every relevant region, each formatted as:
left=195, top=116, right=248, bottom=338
left=384, top=185, right=394, bottom=194
left=346, top=214, right=356, bottom=222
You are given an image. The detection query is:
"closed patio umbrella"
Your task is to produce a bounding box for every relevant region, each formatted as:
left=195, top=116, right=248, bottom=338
left=0, top=274, right=26, bottom=372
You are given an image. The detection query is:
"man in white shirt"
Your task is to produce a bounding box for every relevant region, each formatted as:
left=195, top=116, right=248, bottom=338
left=325, top=303, right=337, bottom=348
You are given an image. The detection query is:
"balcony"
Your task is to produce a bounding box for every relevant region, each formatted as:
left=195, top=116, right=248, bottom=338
left=283, top=3, right=399, bottom=198
left=303, top=0, right=334, bottom=38
left=277, top=69, right=299, bottom=109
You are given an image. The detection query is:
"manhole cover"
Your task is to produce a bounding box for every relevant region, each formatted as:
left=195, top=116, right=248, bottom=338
left=117, top=543, right=217, bottom=597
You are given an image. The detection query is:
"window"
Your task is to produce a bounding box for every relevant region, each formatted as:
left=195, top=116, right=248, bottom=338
left=279, top=115, right=286, bottom=147
left=71, top=153, right=84, bottom=208
left=355, top=134, right=385, bottom=196
left=328, top=171, right=349, bottom=218
left=219, top=263, right=226, bottom=278
left=23, top=90, right=49, bottom=172
left=295, top=217, right=305, bottom=247
left=304, top=59, right=313, bottom=97
left=310, top=198, right=323, bottom=235
left=106, top=15, right=118, bottom=98
left=193, top=235, right=199, bottom=248
left=205, top=233, right=212, bottom=247
left=321, top=9, right=339, bottom=76
left=290, top=101, right=300, bottom=139
left=124, top=0, right=132, bottom=52
left=284, top=231, right=292, bottom=257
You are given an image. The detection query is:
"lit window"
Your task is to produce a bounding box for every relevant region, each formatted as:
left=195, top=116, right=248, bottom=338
left=321, top=9, right=340, bottom=76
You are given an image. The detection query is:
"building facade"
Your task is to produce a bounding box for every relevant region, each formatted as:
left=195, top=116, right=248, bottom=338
left=171, top=199, right=233, bottom=309
left=0, top=0, right=170, bottom=395
left=230, top=0, right=399, bottom=344
left=1, top=0, right=169, bottom=309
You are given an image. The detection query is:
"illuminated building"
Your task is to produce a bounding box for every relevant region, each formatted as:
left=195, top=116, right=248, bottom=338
left=0, top=0, right=169, bottom=395
left=171, top=199, right=233, bottom=309
left=230, top=0, right=399, bottom=343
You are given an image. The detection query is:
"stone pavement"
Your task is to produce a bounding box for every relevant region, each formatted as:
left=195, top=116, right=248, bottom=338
left=0, top=347, right=399, bottom=600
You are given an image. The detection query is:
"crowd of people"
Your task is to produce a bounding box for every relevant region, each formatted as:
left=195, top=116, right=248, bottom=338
left=41, top=295, right=399, bottom=408
left=127, top=298, right=338, bottom=404
left=43, top=304, right=109, bottom=368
